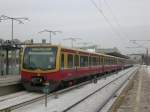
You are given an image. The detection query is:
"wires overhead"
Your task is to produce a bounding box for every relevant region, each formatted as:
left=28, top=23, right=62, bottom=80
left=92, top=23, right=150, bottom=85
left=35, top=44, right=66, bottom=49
left=89, top=0, right=128, bottom=40
left=103, top=0, right=129, bottom=39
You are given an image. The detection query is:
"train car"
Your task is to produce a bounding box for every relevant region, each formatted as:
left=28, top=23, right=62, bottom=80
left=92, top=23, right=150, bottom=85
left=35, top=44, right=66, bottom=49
left=21, top=44, right=132, bottom=92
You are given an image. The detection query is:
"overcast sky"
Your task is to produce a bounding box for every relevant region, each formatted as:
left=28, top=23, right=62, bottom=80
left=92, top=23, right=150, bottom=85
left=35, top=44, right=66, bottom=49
left=0, top=0, right=150, bottom=54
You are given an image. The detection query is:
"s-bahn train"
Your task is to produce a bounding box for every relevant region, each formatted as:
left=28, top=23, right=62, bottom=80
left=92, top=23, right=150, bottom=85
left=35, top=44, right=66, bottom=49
left=21, top=45, right=133, bottom=92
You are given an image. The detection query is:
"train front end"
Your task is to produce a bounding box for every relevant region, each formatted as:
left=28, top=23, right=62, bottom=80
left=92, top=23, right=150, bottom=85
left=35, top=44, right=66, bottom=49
left=21, top=45, right=60, bottom=92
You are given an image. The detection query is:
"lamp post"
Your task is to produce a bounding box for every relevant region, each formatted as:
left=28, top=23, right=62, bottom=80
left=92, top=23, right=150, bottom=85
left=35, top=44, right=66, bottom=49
left=126, top=46, right=148, bottom=65
left=63, top=37, right=81, bottom=48
left=0, top=15, right=29, bottom=74
left=130, top=40, right=150, bottom=65
left=39, top=30, right=62, bottom=44
left=0, top=15, right=29, bottom=41
left=43, top=82, right=50, bottom=107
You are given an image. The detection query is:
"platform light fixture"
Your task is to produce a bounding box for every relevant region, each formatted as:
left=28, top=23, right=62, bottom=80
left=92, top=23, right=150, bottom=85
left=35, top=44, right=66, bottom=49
left=0, top=15, right=29, bottom=41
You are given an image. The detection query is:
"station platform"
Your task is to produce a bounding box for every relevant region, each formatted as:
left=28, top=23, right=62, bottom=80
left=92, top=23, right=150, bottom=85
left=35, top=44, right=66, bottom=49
left=0, top=75, right=23, bottom=96
left=0, top=75, right=21, bottom=86
left=115, top=65, right=150, bottom=112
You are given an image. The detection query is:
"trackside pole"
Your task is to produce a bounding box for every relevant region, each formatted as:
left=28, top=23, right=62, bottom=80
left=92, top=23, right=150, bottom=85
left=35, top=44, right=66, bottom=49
left=43, top=82, right=50, bottom=107
left=45, top=92, right=47, bottom=107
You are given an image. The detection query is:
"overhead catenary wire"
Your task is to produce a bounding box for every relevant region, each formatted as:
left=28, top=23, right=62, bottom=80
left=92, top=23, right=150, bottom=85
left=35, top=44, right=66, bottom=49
left=89, top=0, right=122, bottom=39
left=90, top=0, right=121, bottom=37
left=103, top=0, right=129, bottom=39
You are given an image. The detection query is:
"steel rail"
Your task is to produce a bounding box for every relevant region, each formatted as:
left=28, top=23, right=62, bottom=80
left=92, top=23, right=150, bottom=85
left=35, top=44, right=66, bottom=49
left=62, top=67, right=138, bottom=112
left=0, top=67, right=135, bottom=112
left=96, top=67, right=139, bottom=112
left=0, top=76, right=99, bottom=111
left=0, top=91, right=27, bottom=102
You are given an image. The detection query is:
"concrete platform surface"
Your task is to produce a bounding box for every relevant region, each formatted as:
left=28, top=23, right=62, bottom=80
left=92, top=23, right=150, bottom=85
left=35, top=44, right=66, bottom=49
left=0, top=75, right=21, bottom=87
left=0, top=75, right=23, bottom=96
left=116, top=65, right=150, bottom=112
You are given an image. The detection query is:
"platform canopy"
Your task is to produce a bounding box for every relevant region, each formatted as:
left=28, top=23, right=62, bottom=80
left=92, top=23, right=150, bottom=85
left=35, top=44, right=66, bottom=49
left=96, top=48, right=129, bottom=59
left=0, top=39, right=22, bottom=75
left=0, top=39, right=21, bottom=50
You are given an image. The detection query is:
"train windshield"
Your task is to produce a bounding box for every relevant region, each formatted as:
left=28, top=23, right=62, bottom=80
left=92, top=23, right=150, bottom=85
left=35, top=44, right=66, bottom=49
left=23, top=47, right=57, bottom=70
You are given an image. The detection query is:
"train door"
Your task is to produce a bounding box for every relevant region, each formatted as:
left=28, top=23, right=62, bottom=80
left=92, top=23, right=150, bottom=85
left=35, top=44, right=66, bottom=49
left=99, top=56, right=104, bottom=73
left=75, top=54, right=79, bottom=70
left=60, top=53, right=65, bottom=70
left=103, top=56, right=107, bottom=72
left=79, top=55, right=89, bottom=76
left=66, top=53, right=76, bottom=79
left=60, top=52, right=67, bottom=80
left=102, top=56, right=105, bottom=73
left=74, top=54, right=79, bottom=77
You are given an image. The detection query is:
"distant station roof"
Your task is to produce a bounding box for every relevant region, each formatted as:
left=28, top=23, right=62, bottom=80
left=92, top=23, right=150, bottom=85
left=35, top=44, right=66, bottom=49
left=0, top=39, right=21, bottom=50
left=127, top=53, right=144, bottom=56
left=77, top=46, right=129, bottom=59
left=106, top=52, right=129, bottom=59
left=96, top=48, right=129, bottom=59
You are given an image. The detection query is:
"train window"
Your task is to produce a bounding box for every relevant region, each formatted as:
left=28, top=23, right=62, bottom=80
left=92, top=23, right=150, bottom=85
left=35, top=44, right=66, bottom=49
left=91, top=57, right=97, bottom=66
left=89, top=56, right=91, bottom=66
left=100, top=56, right=103, bottom=65
left=67, top=54, right=74, bottom=68
left=94, top=57, right=97, bottom=65
left=23, top=47, right=57, bottom=70
left=112, top=58, right=114, bottom=64
left=75, top=55, right=79, bottom=67
left=116, top=59, right=118, bottom=64
left=108, top=57, right=110, bottom=65
left=103, top=57, right=105, bottom=65
left=99, top=57, right=101, bottom=65
left=102, top=57, right=104, bottom=65
left=104, top=57, right=106, bottom=65
left=106, top=57, right=109, bottom=65
left=61, top=53, right=64, bottom=69
left=112, top=59, right=113, bottom=64
left=80, top=56, right=88, bottom=67
left=90, top=57, right=92, bottom=66
left=114, top=59, right=116, bottom=64
left=110, top=58, right=112, bottom=65
left=96, top=57, right=99, bottom=65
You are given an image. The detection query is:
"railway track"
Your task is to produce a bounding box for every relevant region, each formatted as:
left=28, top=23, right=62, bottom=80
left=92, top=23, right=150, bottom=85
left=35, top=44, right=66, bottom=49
left=61, top=67, right=138, bottom=112
left=96, top=67, right=139, bottom=112
left=0, top=91, right=28, bottom=102
left=0, top=77, right=93, bottom=112
left=0, top=66, right=138, bottom=112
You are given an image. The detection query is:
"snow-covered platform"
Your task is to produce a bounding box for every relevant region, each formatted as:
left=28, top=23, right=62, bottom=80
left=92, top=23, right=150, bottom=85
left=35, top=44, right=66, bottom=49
left=115, top=65, right=150, bottom=112
left=0, top=75, right=22, bottom=96
left=0, top=75, right=21, bottom=87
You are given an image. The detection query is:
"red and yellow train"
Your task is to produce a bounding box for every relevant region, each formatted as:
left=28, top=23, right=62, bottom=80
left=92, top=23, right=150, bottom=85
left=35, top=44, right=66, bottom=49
left=21, top=45, right=133, bottom=92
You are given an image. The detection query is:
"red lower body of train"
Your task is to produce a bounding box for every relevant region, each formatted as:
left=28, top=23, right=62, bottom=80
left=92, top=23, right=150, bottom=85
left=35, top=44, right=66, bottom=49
left=21, top=64, right=131, bottom=92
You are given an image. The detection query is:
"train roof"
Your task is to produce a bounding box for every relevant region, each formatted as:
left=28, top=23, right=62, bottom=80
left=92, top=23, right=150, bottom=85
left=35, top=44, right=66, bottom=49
left=24, top=44, right=129, bottom=60
left=59, top=46, right=127, bottom=60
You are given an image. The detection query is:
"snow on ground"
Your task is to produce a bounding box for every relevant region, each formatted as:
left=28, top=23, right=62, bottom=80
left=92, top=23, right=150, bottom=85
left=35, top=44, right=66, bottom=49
left=12, top=66, right=138, bottom=112
left=100, top=68, right=137, bottom=112
left=0, top=92, right=42, bottom=110
left=67, top=67, right=138, bottom=112
left=0, top=91, right=27, bottom=102
left=147, top=66, right=150, bottom=76
left=0, top=75, right=21, bottom=86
